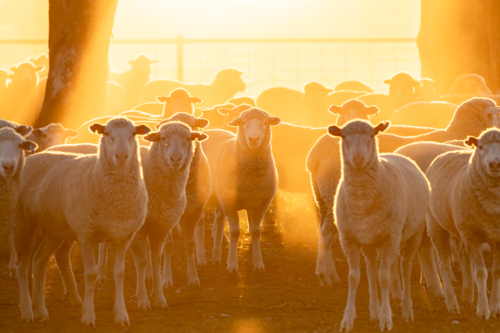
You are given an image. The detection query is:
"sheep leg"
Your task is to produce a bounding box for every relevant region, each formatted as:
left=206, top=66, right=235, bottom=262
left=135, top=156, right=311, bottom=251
left=248, top=208, right=266, bottom=271
left=379, top=246, right=397, bottom=331
left=130, top=232, right=151, bottom=310
left=8, top=228, right=17, bottom=278
left=212, top=208, right=226, bottom=264
left=113, top=239, right=131, bottom=326
left=490, top=242, right=500, bottom=317
left=390, top=257, right=403, bottom=302
left=183, top=211, right=202, bottom=286
left=340, top=240, right=361, bottom=332
left=417, top=231, right=444, bottom=298
left=401, top=233, right=420, bottom=322
left=427, top=213, right=460, bottom=314
left=32, top=234, right=65, bottom=321
left=195, top=217, right=207, bottom=266
left=225, top=210, right=240, bottom=272
left=149, top=232, right=168, bottom=308
left=79, top=240, right=98, bottom=327
left=54, top=240, right=82, bottom=306
left=456, top=239, right=474, bottom=309
left=145, top=237, right=153, bottom=281
left=316, top=201, right=340, bottom=286
left=96, top=242, right=108, bottom=284
left=468, top=240, right=490, bottom=320
left=161, top=234, right=174, bottom=288
left=362, top=245, right=380, bottom=321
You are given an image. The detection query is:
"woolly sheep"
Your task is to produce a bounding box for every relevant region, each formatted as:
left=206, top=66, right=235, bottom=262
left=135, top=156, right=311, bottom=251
left=414, top=78, right=440, bottom=97
left=425, top=129, right=500, bottom=319
left=357, top=93, right=417, bottom=124
left=201, top=108, right=281, bottom=271
left=129, top=121, right=207, bottom=309
left=13, top=118, right=151, bottom=326
left=383, top=71, right=421, bottom=98
left=27, top=123, right=78, bottom=153
left=226, top=96, right=256, bottom=107
left=218, top=103, right=253, bottom=130
left=138, top=68, right=246, bottom=108
left=319, top=91, right=367, bottom=125
left=448, top=74, right=493, bottom=95
left=334, top=80, right=374, bottom=93
left=390, top=101, right=458, bottom=129
left=199, top=103, right=236, bottom=128
left=306, top=97, right=500, bottom=289
left=327, top=99, right=379, bottom=126
left=329, top=120, right=430, bottom=331
left=257, top=81, right=332, bottom=127
left=112, top=54, right=158, bottom=108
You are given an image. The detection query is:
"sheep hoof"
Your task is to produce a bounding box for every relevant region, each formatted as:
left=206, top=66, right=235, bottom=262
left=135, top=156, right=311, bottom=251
left=197, top=258, right=208, bottom=266
left=317, top=272, right=333, bottom=286
left=9, top=270, right=16, bottom=279
left=379, top=310, right=393, bottom=331
left=20, top=306, right=34, bottom=323
left=187, top=274, right=200, bottom=287
left=81, top=311, right=96, bottom=327
left=137, top=298, right=151, bottom=311
left=227, top=263, right=238, bottom=272
left=340, top=309, right=356, bottom=332
left=34, top=307, right=49, bottom=322
left=446, top=300, right=460, bottom=314
left=161, top=278, right=173, bottom=289
left=490, top=303, right=500, bottom=317
left=114, top=311, right=130, bottom=326
left=477, top=304, right=490, bottom=320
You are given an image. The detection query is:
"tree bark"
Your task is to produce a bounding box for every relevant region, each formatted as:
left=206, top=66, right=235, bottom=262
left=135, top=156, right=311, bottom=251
left=35, top=0, right=118, bottom=128
left=418, top=0, right=500, bottom=93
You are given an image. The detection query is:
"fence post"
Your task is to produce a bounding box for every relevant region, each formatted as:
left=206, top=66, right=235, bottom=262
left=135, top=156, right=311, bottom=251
left=177, top=35, right=184, bottom=81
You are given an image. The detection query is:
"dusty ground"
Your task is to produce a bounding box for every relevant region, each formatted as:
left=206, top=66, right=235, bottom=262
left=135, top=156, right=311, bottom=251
left=1, top=191, right=500, bottom=333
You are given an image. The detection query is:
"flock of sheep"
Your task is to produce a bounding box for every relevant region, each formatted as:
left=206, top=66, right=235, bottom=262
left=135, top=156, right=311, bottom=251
left=2, top=52, right=500, bottom=331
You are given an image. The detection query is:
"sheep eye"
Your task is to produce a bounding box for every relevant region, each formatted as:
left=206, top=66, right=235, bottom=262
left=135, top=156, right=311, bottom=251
left=479, top=145, right=483, bottom=150
left=43, top=134, right=47, bottom=138
left=18, top=144, right=22, bottom=148
left=243, top=121, right=246, bottom=125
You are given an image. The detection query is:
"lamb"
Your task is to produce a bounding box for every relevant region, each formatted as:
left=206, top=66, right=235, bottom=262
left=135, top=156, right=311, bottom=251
left=448, top=73, right=493, bottom=95
left=226, top=96, right=256, bottom=107
left=27, top=123, right=79, bottom=153
left=13, top=118, right=151, bottom=326
left=138, top=68, right=246, bottom=108
left=334, top=80, right=374, bottom=93
left=425, top=129, right=500, bottom=319
left=256, top=81, right=332, bottom=127
left=111, top=54, right=158, bottom=108
left=330, top=120, right=430, bottom=331
left=129, top=121, right=207, bottom=309
left=307, top=97, right=500, bottom=289
left=390, top=101, right=458, bottom=129
left=200, top=103, right=236, bottom=128
left=201, top=108, right=281, bottom=271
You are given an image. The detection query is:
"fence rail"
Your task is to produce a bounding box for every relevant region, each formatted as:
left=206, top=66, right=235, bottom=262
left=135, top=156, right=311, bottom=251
left=0, top=37, right=420, bottom=96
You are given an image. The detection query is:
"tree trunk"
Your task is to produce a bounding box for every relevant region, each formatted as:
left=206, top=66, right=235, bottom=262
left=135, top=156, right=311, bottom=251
left=417, top=0, right=500, bottom=93
left=35, top=0, right=118, bottom=128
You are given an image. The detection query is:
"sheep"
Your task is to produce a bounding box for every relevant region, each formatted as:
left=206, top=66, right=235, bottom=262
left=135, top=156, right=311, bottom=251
left=111, top=54, right=158, bottom=108
left=26, top=123, right=79, bottom=153
left=307, top=97, right=500, bottom=289
left=329, top=120, right=430, bottom=331
left=357, top=93, right=417, bottom=124
left=226, top=96, right=256, bottom=107
left=319, top=91, right=368, bottom=125
left=425, top=129, right=500, bottom=319
left=129, top=121, right=207, bottom=309
left=414, top=78, right=441, bottom=98
left=448, top=74, right=493, bottom=95
left=390, top=101, right=458, bottom=129
left=218, top=103, right=253, bottom=130
left=104, top=81, right=129, bottom=116
left=334, top=80, right=374, bottom=93
left=256, top=81, right=332, bottom=127
left=29, top=54, right=49, bottom=79
left=383, top=71, right=421, bottom=98
left=199, top=103, right=236, bottom=128
left=138, top=68, right=246, bottom=108
left=13, top=118, right=151, bottom=325
left=327, top=99, right=379, bottom=126
left=201, top=108, right=281, bottom=272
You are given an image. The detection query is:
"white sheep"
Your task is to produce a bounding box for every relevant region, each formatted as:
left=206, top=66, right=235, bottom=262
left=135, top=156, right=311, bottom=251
left=111, top=54, right=158, bottom=108
left=226, top=96, right=256, bottom=107
left=329, top=120, right=430, bottom=331
left=327, top=99, right=380, bottom=126
left=390, top=101, right=458, bottom=129
left=425, top=129, right=500, bottom=319
left=448, top=73, right=493, bottom=95
left=383, top=71, right=421, bottom=98
left=319, top=91, right=368, bottom=125
left=201, top=108, right=281, bottom=271
left=128, top=121, right=207, bottom=309
left=199, top=103, right=236, bottom=129
left=414, top=78, right=441, bottom=97
left=138, top=68, right=246, bottom=108
left=334, top=80, right=374, bottom=93
left=27, top=123, right=79, bottom=153
left=13, top=118, right=151, bottom=326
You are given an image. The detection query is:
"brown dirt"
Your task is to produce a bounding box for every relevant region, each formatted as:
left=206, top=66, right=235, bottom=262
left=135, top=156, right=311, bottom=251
left=1, top=191, right=500, bottom=333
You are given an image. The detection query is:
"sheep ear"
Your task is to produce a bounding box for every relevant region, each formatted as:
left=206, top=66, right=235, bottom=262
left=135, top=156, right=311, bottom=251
left=190, top=97, right=203, bottom=104
left=383, top=79, right=391, bottom=85
left=22, top=140, right=38, bottom=153
left=328, top=126, right=342, bottom=137
left=366, top=106, right=380, bottom=116
left=195, top=118, right=210, bottom=129
left=191, top=132, right=208, bottom=142
left=35, top=65, right=45, bottom=72
left=328, top=106, right=342, bottom=115
left=89, top=123, right=106, bottom=135
left=32, top=129, right=43, bottom=138
left=156, top=96, right=170, bottom=103
left=143, top=132, right=160, bottom=142
left=15, top=125, right=33, bottom=136
left=65, top=129, right=79, bottom=138
left=465, top=136, right=479, bottom=148
left=269, top=117, right=281, bottom=126
left=217, top=108, right=232, bottom=116
left=9, top=66, right=17, bottom=73
left=374, top=121, right=390, bottom=135
left=135, top=125, right=152, bottom=136
left=227, top=117, right=242, bottom=127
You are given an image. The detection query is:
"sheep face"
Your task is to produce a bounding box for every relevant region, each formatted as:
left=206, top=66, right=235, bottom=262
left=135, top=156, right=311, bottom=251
left=145, top=122, right=207, bottom=170
left=329, top=120, right=389, bottom=171
left=200, top=103, right=235, bottom=128
left=0, top=128, right=36, bottom=178
left=156, top=112, right=209, bottom=131
left=215, top=69, right=246, bottom=93
left=90, top=119, right=151, bottom=167
left=383, top=72, right=420, bottom=98
left=9, top=61, right=44, bottom=87
left=32, top=124, right=79, bottom=150
left=228, top=108, right=281, bottom=149
left=157, top=88, right=202, bottom=117
left=329, top=100, right=379, bottom=126
left=466, top=130, right=500, bottom=178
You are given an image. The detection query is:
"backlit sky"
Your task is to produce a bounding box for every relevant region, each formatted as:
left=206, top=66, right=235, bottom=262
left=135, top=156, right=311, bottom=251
left=0, top=0, right=420, bottom=39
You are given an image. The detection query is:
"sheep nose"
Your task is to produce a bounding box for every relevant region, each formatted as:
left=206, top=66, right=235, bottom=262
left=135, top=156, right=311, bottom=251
left=489, top=161, right=500, bottom=170
left=248, top=136, right=259, bottom=144
left=114, top=153, right=129, bottom=163
left=352, top=155, right=365, bottom=165
left=2, top=162, right=15, bottom=174
left=170, top=154, right=182, bottom=164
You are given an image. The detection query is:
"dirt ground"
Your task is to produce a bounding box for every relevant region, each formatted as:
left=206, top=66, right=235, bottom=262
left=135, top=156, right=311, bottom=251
left=1, top=191, right=500, bottom=333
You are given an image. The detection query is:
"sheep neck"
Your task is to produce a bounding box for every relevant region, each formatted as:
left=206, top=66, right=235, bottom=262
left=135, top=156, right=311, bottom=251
left=468, top=152, right=500, bottom=215
left=235, top=127, right=274, bottom=176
